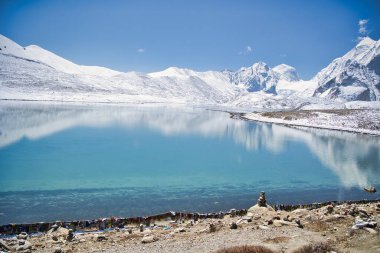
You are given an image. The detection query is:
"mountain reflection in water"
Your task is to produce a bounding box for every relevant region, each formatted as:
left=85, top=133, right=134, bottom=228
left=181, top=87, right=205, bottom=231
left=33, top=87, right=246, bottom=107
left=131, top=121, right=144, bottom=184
left=1, top=101, right=379, bottom=190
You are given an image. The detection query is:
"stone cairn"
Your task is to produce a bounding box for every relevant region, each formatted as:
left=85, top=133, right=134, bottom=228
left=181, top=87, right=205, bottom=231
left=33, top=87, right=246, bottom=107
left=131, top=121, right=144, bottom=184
left=258, top=191, right=267, bottom=207
left=230, top=222, right=238, bottom=229
left=67, top=229, right=74, bottom=241
left=209, top=223, right=216, bottom=233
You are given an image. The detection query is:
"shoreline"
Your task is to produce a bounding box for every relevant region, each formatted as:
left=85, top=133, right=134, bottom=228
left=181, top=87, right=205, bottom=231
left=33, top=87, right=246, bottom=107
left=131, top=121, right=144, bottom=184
left=230, top=109, right=380, bottom=136
left=1, top=197, right=379, bottom=253
left=1, top=198, right=379, bottom=235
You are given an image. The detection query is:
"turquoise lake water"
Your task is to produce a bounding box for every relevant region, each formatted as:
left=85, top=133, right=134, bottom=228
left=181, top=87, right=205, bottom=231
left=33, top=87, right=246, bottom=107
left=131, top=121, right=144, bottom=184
left=0, top=101, right=379, bottom=224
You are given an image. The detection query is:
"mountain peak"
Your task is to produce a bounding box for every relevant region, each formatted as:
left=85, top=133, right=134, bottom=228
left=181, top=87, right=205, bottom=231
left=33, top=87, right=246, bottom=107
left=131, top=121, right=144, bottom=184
left=273, top=63, right=294, bottom=69
left=252, top=61, right=268, bottom=68
left=273, top=64, right=300, bottom=82
left=356, top=37, right=376, bottom=47
left=0, top=34, right=27, bottom=58
left=149, top=66, right=196, bottom=78
left=272, top=64, right=296, bottom=74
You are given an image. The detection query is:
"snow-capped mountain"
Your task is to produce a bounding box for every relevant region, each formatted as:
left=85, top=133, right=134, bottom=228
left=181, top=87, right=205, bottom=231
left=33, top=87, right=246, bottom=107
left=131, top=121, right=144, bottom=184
left=224, top=62, right=279, bottom=94
left=272, top=64, right=300, bottom=82
left=313, top=37, right=380, bottom=101
left=0, top=34, right=240, bottom=104
left=0, top=34, right=379, bottom=109
left=0, top=35, right=121, bottom=77
left=148, top=67, right=240, bottom=96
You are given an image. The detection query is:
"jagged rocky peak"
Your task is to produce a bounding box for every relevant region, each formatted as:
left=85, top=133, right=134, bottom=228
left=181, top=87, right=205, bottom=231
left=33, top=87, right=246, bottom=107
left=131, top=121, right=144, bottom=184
left=230, top=61, right=278, bottom=93
left=226, top=61, right=302, bottom=94
left=252, top=61, right=269, bottom=69
left=272, top=64, right=300, bottom=82
left=244, top=61, right=269, bottom=72
left=313, top=37, right=380, bottom=101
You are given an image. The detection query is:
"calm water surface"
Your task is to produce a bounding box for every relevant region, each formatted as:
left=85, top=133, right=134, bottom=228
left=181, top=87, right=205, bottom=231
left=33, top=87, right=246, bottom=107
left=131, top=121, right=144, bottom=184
left=0, top=101, right=379, bottom=224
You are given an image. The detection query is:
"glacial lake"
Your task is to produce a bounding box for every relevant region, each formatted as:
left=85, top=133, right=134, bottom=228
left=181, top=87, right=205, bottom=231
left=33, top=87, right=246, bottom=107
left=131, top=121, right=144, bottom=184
left=0, top=101, right=379, bottom=224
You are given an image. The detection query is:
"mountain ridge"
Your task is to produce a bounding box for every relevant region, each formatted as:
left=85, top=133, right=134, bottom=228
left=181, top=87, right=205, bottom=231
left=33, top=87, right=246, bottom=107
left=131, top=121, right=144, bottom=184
left=313, top=36, right=380, bottom=101
left=0, top=34, right=379, bottom=108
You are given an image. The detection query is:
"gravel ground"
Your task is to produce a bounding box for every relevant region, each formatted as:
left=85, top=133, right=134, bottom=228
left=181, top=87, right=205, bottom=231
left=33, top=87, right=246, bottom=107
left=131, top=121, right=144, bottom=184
left=2, top=201, right=379, bottom=253
left=88, top=226, right=323, bottom=253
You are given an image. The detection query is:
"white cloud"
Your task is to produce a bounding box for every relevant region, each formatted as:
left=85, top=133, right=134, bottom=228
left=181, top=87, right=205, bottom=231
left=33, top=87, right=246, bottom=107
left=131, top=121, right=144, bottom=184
left=358, top=19, right=368, bottom=35
left=239, top=45, right=253, bottom=55
left=137, top=48, right=145, bottom=53
left=359, top=19, right=368, bottom=27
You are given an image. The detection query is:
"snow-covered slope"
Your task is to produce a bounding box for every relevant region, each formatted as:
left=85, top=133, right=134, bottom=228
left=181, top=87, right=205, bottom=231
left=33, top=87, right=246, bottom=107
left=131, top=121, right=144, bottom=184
left=0, top=52, right=242, bottom=104
left=0, top=34, right=121, bottom=77
left=1, top=34, right=379, bottom=109
left=313, top=37, right=380, bottom=101
left=272, top=64, right=300, bottom=82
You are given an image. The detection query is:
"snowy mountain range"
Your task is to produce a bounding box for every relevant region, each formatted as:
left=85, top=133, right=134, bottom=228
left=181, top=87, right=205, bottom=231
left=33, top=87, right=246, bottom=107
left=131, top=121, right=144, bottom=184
left=0, top=34, right=379, bottom=109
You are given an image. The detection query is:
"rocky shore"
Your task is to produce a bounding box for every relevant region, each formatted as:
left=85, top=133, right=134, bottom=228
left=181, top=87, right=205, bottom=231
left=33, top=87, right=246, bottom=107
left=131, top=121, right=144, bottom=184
left=1, top=193, right=379, bottom=253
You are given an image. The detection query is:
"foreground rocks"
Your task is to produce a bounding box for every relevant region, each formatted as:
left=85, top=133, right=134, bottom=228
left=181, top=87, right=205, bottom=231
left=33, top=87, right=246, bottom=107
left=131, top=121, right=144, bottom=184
left=0, top=232, right=33, bottom=253
left=0, top=201, right=379, bottom=253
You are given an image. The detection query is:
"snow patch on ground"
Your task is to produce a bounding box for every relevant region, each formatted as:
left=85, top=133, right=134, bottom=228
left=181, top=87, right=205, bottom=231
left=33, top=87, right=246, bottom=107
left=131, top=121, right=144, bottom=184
left=243, top=109, right=380, bottom=135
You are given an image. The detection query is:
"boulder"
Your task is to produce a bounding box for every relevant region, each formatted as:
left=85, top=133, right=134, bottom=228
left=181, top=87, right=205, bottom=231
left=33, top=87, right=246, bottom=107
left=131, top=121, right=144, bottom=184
left=141, top=235, right=157, bottom=244
left=363, top=227, right=378, bottom=234
left=272, top=219, right=302, bottom=228
left=351, top=219, right=377, bottom=230
left=326, top=204, right=334, bottom=214
left=248, top=204, right=275, bottom=213
left=236, top=216, right=252, bottom=224
left=272, top=220, right=284, bottom=227
left=174, top=227, right=186, bottom=233
left=325, top=214, right=345, bottom=222
left=358, top=209, right=369, bottom=219
left=291, top=208, right=309, bottom=217
left=54, top=247, right=62, bottom=253
left=209, top=223, right=216, bottom=233
left=348, top=206, right=359, bottom=216
left=0, top=239, right=11, bottom=251
left=47, top=226, right=69, bottom=239
left=96, top=234, right=107, bottom=241
left=142, top=228, right=152, bottom=235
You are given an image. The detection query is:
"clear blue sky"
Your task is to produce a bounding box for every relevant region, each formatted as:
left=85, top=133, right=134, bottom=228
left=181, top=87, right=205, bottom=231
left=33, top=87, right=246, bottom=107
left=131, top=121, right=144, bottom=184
left=0, top=0, right=379, bottom=79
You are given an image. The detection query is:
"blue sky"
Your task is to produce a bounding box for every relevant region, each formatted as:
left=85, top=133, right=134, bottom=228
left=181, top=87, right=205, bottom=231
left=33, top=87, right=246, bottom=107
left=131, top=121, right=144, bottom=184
left=0, top=0, right=379, bottom=79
